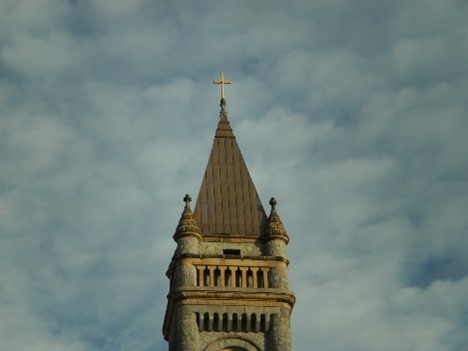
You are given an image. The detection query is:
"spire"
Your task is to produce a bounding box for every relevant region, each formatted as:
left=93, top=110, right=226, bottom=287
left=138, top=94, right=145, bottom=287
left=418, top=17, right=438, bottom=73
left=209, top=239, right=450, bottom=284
left=193, top=76, right=266, bottom=237
left=214, top=98, right=234, bottom=138
left=213, top=72, right=234, bottom=138
left=264, top=197, right=289, bottom=243
left=173, top=194, right=202, bottom=240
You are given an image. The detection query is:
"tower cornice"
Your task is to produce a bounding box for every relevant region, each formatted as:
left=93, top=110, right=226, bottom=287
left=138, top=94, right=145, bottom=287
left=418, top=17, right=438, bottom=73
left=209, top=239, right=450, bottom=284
left=170, top=288, right=296, bottom=308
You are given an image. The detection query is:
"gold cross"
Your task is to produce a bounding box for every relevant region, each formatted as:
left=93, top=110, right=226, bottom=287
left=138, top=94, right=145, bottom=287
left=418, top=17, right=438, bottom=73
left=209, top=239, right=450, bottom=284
left=212, top=71, right=232, bottom=99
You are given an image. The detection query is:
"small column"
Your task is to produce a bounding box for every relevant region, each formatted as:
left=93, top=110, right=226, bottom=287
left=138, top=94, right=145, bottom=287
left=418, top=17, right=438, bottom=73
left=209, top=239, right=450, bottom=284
left=262, top=268, right=269, bottom=288
left=208, top=313, right=213, bottom=331
left=215, top=314, right=222, bottom=331
left=227, top=314, right=232, bottom=332
left=240, top=267, right=249, bottom=288
left=209, top=266, right=215, bottom=287
left=254, top=314, right=261, bottom=332
left=251, top=267, right=259, bottom=288
left=197, top=266, right=204, bottom=287
left=218, top=266, right=227, bottom=287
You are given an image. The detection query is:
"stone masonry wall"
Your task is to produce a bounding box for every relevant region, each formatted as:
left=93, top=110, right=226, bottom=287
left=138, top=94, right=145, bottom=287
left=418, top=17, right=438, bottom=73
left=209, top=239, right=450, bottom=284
left=265, top=239, right=286, bottom=258
left=199, top=330, right=265, bottom=351
left=199, top=241, right=263, bottom=256
left=176, top=236, right=200, bottom=256
left=171, top=305, right=200, bottom=351
left=268, top=307, right=292, bottom=351
left=195, top=304, right=286, bottom=351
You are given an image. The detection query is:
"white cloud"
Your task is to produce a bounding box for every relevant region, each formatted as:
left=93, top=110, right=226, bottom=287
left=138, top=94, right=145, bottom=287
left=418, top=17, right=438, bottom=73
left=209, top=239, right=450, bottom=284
left=0, top=0, right=467, bottom=350
left=2, top=33, right=83, bottom=78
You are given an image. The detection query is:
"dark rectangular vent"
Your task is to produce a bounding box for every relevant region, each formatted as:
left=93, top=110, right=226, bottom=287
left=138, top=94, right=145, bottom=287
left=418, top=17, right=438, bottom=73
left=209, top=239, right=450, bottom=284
left=223, top=249, right=241, bottom=256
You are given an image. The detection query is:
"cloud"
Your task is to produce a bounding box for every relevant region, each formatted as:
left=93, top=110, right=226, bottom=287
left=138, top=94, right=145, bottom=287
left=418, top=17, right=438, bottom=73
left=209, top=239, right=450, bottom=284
left=1, top=0, right=467, bottom=350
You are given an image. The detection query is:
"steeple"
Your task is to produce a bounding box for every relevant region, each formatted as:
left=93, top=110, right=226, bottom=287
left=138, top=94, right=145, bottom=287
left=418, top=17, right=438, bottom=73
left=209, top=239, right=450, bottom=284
left=193, top=93, right=267, bottom=237
left=163, top=74, right=295, bottom=351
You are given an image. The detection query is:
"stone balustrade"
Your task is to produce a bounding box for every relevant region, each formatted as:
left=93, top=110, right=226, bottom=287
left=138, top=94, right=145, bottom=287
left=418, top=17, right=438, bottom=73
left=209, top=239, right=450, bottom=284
left=195, top=264, right=270, bottom=288
left=196, top=312, right=271, bottom=333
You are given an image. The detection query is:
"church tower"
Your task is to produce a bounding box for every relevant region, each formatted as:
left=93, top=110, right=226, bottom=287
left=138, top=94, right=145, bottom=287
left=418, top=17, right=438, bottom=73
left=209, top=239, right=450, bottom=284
left=163, top=73, right=295, bottom=351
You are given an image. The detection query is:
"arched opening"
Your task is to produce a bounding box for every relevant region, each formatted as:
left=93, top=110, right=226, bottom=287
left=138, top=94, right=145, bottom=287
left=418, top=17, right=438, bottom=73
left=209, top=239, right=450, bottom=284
left=222, top=313, right=229, bottom=331
left=225, top=268, right=232, bottom=287
left=235, top=268, right=242, bottom=287
left=213, top=313, right=220, bottom=331
left=232, top=313, right=238, bottom=332
left=251, top=313, right=257, bottom=332
left=203, top=312, right=209, bottom=331
left=203, top=267, right=210, bottom=286
left=256, top=269, right=263, bottom=288
left=214, top=267, right=221, bottom=286
left=204, top=336, right=260, bottom=351
left=241, top=313, right=247, bottom=332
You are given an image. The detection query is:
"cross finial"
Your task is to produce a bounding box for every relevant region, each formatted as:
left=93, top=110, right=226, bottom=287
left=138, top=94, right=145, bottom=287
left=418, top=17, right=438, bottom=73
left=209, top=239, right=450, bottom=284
left=269, top=197, right=277, bottom=209
left=212, top=71, right=232, bottom=99
left=183, top=194, right=192, bottom=206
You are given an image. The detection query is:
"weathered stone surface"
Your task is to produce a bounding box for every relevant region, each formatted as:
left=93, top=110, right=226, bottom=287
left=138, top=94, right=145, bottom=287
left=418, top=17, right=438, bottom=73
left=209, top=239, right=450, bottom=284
left=163, top=97, right=294, bottom=351
left=265, top=240, right=287, bottom=258
left=269, top=268, right=288, bottom=289
left=176, top=236, right=200, bottom=256
left=173, top=305, right=200, bottom=351
left=201, top=331, right=264, bottom=351
left=175, top=264, right=197, bottom=287
left=268, top=309, right=292, bottom=351
left=199, top=241, right=263, bottom=256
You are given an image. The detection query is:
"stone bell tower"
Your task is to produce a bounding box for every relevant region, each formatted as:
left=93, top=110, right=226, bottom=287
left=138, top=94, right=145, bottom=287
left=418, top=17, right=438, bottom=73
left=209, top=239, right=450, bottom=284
left=163, top=73, right=295, bottom=351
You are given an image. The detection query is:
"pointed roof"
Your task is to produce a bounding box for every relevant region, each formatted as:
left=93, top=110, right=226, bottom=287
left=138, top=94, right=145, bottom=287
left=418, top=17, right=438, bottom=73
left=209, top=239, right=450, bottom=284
left=193, top=98, right=267, bottom=237
left=264, top=197, right=289, bottom=243
left=173, top=194, right=202, bottom=240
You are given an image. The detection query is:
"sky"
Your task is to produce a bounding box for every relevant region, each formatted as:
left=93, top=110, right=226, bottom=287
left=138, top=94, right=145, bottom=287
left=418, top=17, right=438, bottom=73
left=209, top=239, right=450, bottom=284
left=1, top=0, right=467, bottom=350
